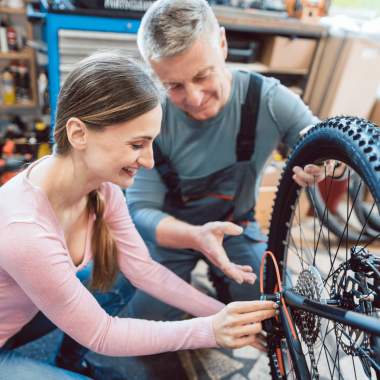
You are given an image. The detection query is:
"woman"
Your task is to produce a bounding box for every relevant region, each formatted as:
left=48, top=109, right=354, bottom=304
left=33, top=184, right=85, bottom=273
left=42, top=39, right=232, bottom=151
left=0, top=52, right=278, bottom=380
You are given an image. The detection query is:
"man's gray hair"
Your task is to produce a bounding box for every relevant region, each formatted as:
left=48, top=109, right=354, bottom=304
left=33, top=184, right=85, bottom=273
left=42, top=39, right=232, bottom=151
left=138, top=0, right=220, bottom=63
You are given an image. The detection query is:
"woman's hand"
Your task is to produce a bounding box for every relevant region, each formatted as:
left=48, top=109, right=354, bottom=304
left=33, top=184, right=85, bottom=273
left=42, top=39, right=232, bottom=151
left=193, top=221, right=256, bottom=285
left=212, top=301, right=279, bottom=350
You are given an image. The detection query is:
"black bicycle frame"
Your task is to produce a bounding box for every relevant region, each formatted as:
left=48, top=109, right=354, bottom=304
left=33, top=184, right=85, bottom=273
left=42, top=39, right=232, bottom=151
left=283, top=289, right=380, bottom=337
left=277, top=289, right=380, bottom=378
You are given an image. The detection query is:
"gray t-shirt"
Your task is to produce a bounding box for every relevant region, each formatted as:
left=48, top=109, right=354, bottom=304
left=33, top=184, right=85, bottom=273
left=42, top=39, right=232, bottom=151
left=127, top=68, right=319, bottom=243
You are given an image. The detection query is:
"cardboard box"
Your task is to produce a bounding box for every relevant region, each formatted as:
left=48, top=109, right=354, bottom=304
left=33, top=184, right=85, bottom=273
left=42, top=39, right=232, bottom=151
left=370, top=99, right=380, bottom=126
left=306, top=35, right=342, bottom=115
left=260, top=36, right=317, bottom=70
left=307, top=35, right=380, bottom=120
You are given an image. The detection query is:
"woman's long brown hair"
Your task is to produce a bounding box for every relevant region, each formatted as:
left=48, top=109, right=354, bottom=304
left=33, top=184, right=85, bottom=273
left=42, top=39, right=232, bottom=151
left=53, top=51, right=164, bottom=292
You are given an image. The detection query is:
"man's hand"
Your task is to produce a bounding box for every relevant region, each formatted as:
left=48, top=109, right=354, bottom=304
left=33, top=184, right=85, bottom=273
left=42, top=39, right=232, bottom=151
left=292, top=160, right=336, bottom=187
left=193, top=221, right=256, bottom=285
left=156, top=217, right=256, bottom=285
left=292, top=125, right=342, bottom=186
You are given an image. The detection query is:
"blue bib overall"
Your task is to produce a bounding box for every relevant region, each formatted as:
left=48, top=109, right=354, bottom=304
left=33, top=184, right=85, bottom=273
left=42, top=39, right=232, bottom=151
left=154, top=72, right=263, bottom=227
left=128, top=73, right=268, bottom=321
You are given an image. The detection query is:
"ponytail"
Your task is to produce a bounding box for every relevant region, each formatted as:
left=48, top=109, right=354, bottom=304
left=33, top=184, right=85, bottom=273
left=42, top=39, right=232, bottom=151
left=88, top=188, right=119, bottom=292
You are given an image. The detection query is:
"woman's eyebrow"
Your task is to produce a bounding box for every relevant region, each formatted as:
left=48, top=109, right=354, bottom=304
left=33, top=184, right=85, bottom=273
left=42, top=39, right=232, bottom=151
left=131, top=136, right=153, bottom=140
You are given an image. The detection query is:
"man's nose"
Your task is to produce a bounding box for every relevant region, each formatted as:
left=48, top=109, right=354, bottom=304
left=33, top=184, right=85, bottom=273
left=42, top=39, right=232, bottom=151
left=138, top=144, right=155, bottom=170
left=185, top=84, right=203, bottom=107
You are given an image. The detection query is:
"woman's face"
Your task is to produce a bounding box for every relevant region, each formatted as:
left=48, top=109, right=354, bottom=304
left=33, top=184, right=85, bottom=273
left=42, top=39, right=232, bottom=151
left=84, top=104, right=162, bottom=189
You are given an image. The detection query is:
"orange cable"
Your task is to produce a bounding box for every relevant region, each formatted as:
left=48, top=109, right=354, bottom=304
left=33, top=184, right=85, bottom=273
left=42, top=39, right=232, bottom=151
left=260, top=251, right=298, bottom=340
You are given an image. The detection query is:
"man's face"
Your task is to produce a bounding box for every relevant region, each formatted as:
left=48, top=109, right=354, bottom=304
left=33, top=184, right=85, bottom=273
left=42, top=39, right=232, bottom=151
left=150, top=28, right=232, bottom=121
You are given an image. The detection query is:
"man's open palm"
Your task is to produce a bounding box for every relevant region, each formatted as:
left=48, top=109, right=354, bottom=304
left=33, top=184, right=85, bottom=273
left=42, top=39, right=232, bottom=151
left=195, top=222, right=257, bottom=285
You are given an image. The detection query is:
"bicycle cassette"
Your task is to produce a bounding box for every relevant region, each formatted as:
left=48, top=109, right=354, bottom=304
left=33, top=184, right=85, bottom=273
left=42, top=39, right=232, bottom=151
left=292, top=266, right=327, bottom=346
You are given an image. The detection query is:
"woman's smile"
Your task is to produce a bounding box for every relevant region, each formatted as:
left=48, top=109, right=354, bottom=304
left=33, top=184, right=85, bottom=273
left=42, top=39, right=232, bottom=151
left=122, top=166, right=138, bottom=177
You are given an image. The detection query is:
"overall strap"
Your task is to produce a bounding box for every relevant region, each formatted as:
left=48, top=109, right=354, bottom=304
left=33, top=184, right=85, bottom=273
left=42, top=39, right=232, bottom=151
left=153, top=141, right=181, bottom=192
left=236, top=72, right=263, bottom=162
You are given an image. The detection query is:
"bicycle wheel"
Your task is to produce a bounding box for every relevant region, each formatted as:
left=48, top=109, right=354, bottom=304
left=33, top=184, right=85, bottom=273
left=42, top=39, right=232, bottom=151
left=265, top=116, right=380, bottom=380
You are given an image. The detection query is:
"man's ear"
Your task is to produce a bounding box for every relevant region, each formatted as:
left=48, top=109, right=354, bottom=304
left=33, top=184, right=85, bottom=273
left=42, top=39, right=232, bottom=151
left=220, top=27, right=228, bottom=61
left=66, top=118, right=87, bottom=151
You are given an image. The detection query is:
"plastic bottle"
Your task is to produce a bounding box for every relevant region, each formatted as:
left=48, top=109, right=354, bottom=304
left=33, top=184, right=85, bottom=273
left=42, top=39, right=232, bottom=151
left=18, top=60, right=30, bottom=103
left=37, top=69, right=48, bottom=110
left=8, top=0, right=24, bottom=9
left=0, top=19, right=8, bottom=54
left=2, top=70, right=16, bottom=104
left=0, top=74, right=3, bottom=105
left=7, top=26, right=17, bottom=52
left=10, top=60, right=21, bottom=101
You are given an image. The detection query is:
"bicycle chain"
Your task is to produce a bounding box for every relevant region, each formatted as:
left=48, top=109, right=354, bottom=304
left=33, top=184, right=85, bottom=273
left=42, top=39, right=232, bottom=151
left=292, top=268, right=321, bottom=380
left=268, top=335, right=283, bottom=380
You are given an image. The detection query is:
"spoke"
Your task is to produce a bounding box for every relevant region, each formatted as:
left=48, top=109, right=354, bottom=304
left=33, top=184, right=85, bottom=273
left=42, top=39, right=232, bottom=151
left=288, top=230, right=305, bottom=270
left=282, top=241, right=311, bottom=268
left=324, top=264, right=347, bottom=287
left=306, top=163, right=338, bottom=275
left=346, top=171, right=350, bottom=270
left=317, top=320, right=332, bottom=366
left=299, top=189, right=303, bottom=275
left=326, top=165, right=332, bottom=274
left=351, top=345, right=371, bottom=379
left=331, top=338, right=339, bottom=379
left=323, top=342, right=335, bottom=379
left=351, top=355, right=358, bottom=380
left=307, top=185, right=333, bottom=267
left=353, top=202, right=376, bottom=249
left=314, top=177, right=316, bottom=266
left=292, top=210, right=315, bottom=264
left=322, top=340, right=345, bottom=379
left=359, top=232, right=380, bottom=253
left=325, top=176, right=362, bottom=282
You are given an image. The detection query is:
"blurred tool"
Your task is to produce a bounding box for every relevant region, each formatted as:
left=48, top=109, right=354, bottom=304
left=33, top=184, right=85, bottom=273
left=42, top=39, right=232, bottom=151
left=286, top=0, right=330, bottom=20
left=0, top=140, right=31, bottom=186
left=34, top=122, right=51, bottom=159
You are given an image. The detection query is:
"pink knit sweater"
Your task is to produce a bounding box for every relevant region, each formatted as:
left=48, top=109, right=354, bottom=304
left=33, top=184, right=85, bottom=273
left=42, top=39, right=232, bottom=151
left=0, top=157, right=224, bottom=355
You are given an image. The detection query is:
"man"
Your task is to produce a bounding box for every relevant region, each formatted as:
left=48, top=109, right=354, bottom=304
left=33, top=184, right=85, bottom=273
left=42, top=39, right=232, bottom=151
left=127, top=0, right=340, bottom=328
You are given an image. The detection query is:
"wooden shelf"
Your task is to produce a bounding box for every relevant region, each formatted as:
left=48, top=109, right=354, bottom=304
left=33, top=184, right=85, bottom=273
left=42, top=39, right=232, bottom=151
left=0, top=101, right=37, bottom=109
left=212, top=5, right=328, bottom=38
left=226, top=61, right=309, bottom=75
left=0, top=7, right=26, bottom=14
left=0, top=50, right=32, bottom=60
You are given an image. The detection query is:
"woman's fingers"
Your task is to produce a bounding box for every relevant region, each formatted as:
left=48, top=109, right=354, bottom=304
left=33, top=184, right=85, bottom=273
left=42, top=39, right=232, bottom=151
left=250, top=338, right=267, bottom=352
left=238, top=309, right=279, bottom=326
left=256, top=332, right=267, bottom=344
left=233, top=322, right=263, bottom=337
left=227, top=300, right=278, bottom=315
left=232, top=334, right=258, bottom=349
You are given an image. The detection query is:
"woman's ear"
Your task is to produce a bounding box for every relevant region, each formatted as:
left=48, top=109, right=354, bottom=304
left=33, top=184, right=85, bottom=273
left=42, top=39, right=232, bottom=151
left=66, top=118, right=87, bottom=151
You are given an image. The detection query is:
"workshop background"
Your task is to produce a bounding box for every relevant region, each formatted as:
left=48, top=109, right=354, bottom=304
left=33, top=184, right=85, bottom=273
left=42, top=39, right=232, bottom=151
left=1, top=1, right=380, bottom=379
